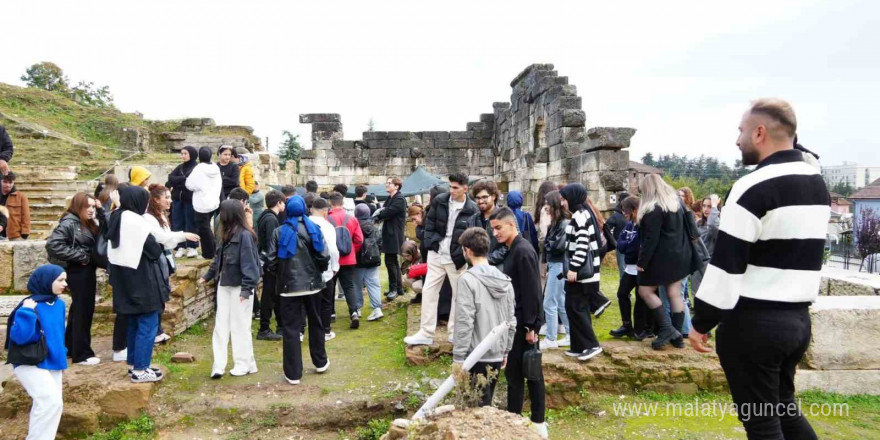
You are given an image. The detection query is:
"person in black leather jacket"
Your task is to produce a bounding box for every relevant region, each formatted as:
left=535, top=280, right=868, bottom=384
left=266, top=195, right=330, bottom=385
left=200, top=200, right=262, bottom=379
left=46, top=192, right=104, bottom=365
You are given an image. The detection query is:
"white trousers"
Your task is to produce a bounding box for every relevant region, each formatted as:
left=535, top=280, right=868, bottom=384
left=14, top=366, right=63, bottom=440
left=419, top=251, right=465, bottom=338
left=212, top=285, right=256, bottom=374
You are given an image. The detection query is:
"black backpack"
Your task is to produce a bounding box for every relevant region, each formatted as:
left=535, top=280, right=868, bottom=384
left=357, top=224, right=382, bottom=267
left=328, top=214, right=354, bottom=256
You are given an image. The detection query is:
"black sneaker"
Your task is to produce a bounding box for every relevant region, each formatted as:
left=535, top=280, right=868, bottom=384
left=633, top=330, right=656, bottom=341
left=578, top=346, right=603, bottom=361
left=350, top=313, right=360, bottom=329
left=385, top=291, right=399, bottom=301
left=252, top=311, right=261, bottom=321
left=410, top=293, right=422, bottom=304
left=131, top=369, right=163, bottom=383
left=563, top=350, right=583, bottom=358
left=128, top=367, right=163, bottom=378
left=594, top=300, right=612, bottom=318
left=330, top=314, right=336, bottom=324
left=257, top=329, right=283, bottom=341
left=609, top=324, right=634, bottom=338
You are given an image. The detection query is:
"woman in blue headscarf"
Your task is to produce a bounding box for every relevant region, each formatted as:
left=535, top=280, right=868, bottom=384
left=507, top=191, right=539, bottom=252
left=267, top=195, right=331, bottom=385
left=6, top=264, right=68, bottom=440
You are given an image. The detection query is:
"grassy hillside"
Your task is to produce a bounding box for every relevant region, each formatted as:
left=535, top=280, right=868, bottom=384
left=0, top=83, right=254, bottom=179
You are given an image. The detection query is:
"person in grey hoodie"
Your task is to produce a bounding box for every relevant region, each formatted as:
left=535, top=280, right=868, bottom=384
left=453, top=227, right=516, bottom=407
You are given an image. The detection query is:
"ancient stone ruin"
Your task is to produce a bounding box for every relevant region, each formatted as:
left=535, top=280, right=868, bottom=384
left=299, top=63, right=636, bottom=212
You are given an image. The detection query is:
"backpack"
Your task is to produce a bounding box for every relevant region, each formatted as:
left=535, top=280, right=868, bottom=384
left=357, top=224, right=382, bottom=267
left=328, top=214, right=354, bottom=256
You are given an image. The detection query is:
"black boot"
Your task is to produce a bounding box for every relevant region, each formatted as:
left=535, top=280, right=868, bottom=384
left=610, top=322, right=634, bottom=338
left=670, top=312, right=685, bottom=348
left=650, top=306, right=681, bottom=350
left=410, top=293, right=422, bottom=304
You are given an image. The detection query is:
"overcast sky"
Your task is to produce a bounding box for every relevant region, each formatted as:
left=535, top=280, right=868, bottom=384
left=3, top=0, right=878, bottom=169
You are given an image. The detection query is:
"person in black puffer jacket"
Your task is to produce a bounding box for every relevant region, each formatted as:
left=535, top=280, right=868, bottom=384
left=165, top=146, right=199, bottom=258
left=46, top=192, right=105, bottom=366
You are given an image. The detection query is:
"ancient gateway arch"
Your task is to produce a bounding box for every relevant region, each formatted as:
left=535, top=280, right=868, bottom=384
left=298, top=63, right=636, bottom=213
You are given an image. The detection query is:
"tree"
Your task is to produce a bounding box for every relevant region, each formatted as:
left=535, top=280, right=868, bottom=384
left=21, top=62, right=69, bottom=92
left=70, top=81, right=114, bottom=108
left=367, top=117, right=376, bottom=132
left=855, top=208, right=880, bottom=262
left=830, top=181, right=855, bottom=197
left=641, top=152, right=655, bottom=166
left=278, top=131, right=302, bottom=172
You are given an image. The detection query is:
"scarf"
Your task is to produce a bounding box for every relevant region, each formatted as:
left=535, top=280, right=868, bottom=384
left=106, top=186, right=151, bottom=269
left=198, top=146, right=213, bottom=164
left=506, top=191, right=527, bottom=234
left=181, top=146, right=199, bottom=176
left=560, top=183, right=588, bottom=212
left=4, top=264, right=64, bottom=350
left=278, top=195, right=325, bottom=259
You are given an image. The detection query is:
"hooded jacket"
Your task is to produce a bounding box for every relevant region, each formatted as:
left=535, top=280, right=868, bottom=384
left=237, top=155, right=256, bottom=195
left=166, top=146, right=198, bottom=203
left=453, top=264, right=517, bottom=363
left=129, top=166, right=151, bottom=187
left=506, top=191, right=539, bottom=252
left=6, top=265, right=68, bottom=370
left=186, top=152, right=222, bottom=214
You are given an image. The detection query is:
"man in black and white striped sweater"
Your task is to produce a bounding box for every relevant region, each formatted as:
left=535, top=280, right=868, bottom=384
left=690, top=99, right=829, bottom=440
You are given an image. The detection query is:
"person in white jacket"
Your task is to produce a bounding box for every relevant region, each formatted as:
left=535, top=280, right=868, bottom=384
left=186, top=147, right=221, bottom=259
left=144, top=184, right=200, bottom=343
left=307, top=196, right=340, bottom=340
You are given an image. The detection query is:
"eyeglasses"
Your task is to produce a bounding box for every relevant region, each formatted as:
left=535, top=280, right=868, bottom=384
left=476, top=195, right=492, bottom=201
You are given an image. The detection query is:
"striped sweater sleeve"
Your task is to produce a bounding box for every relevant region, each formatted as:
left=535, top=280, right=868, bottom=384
left=566, top=209, right=601, bottom=283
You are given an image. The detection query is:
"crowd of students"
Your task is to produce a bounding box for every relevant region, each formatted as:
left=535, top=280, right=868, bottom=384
left=5, top=98, right=832, bottom=440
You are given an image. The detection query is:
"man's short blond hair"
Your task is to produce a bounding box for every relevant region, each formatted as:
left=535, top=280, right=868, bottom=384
left=749, top=98, right=797, bottom=139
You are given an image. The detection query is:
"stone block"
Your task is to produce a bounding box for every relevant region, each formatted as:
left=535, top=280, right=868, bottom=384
left=599, top=171, right=627, bottom=192
left=299, top=113, right=341, bottom=124
left=450, top=140, right=469, bottom=149
left=312, top=122, right=342, bottom=132
left=0, top=242, right=13, bottom=290
left=13, top=241, right=48, bottom=293
left=300, top=150, right=316, bottom=159
left=597, top=150, right=628, bottom=171
left=466, top=122, right=490, bottom=131
left=819, top=268, right=880, bottom=296
left=556, top=96, right=582, bottom=110
left=803, top=296, right=880, bottom=370
left=449, top=131, right=473, bottom=140
left=796, top=369, right=880, bottom=395
left=586, top=127, right=637, bottom=150
left=536, top=147, right=549, bottom=163
left=386, top=131, right=418, bottom=140
left=562, top=109, right=586, bottom=127
left=421, top=131, right=450, bottom=140
left=471, top=129, right=494, bottom=139
left=333, top=140, right=357, bottom=149
left=172, top=352, right=196, bottom=363
left=363, top=131, right=387, bottom=140
left=480, top=113, right=495, bottom=123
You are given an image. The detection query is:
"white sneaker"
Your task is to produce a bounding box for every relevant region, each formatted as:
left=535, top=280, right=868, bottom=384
left=113, top=349, right=127, bottom=362
left=186, top=248, right=199, bottom=258
left=367, top=309, right=384, bottom=321
left=325, top=332, right=336, bottom=341
left=539, top=339, right=559, bottom=350
left=76, top=357, right=101, bottom=366
left=154, top=333, right=171, bottom=344
left=539, top=324, right=547, bottom=336
left=447, top=334, right=454, bottom=344
left=174, top=248, right=186, bottom=259
left=532, top=421, right=549, bottom=439
left=300, top=333, right=304, bottom=342
left=403, top=332, right=433, bottom=346
left=559, top=324, right=567, bottom=335
left=316, top=359, right=330, bottom=374
left=285, top=375, right=301, bottom=385
left=131, top=368, right=162, bottom=383
left=594, top=300, right=612, bottom=317
left=557, top=336, right=571, bottom=347
left=229, top=364, right=259, bottom=376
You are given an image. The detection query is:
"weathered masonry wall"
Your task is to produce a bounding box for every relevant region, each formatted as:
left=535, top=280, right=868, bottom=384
left=298, top=63, right=636, bottom=213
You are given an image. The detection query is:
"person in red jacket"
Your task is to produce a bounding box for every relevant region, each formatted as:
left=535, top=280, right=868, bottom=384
left=326, top=192, right=364, bottom=329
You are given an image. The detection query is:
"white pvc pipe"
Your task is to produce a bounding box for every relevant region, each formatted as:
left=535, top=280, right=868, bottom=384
left=413, top=321, right=510, bottom=420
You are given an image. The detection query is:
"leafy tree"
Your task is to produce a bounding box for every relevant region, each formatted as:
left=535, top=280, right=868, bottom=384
left=70, top=81, right=114, bottom=108
left=830, top=181, right=855, bottom=197
left=278, top=130, right=302, bottom=172
left=641, top=152, right=655, bottom=166
left=21, top=62, right=69, bottom=92
left=855, top=208, right=880, bottom=262
left=367, top=117, right=376, bottom=132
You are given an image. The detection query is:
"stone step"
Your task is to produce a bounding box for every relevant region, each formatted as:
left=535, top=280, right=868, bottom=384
left=16, top=180, right=92, bottom=192
left=8, top=167, right=78, bottom=181
left=25, top=203, right=68, bottom=214
left=20, top=195, right=71, bottom=205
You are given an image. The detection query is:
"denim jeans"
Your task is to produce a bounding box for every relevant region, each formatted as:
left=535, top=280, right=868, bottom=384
left=125, top=311, right=159, bottom=370
left=659, top=278, right=691, bottom=335
left=616, top=250, right=626, bottom=280
left=543, top=261, right=570, bottom=342
left=353, top=266, right=382, bottom=310
left=171, top=200, right=198, bottom=249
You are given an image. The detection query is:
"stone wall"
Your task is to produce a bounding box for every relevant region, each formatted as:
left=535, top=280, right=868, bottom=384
left=298, top=64, right=636, bottom=212
left=155, top=118, right=263, bottom=153
left=113, top=152, right=303, bottom=188
left=0, top=241, right=49, bottom=293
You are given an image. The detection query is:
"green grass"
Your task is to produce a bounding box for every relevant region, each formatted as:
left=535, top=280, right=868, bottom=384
left=88, top=414, right=155, bottom=440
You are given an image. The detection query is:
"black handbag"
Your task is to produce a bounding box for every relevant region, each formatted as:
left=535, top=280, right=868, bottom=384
left=522, top=345, right=543, bottom=382
left=93, top=232, right=109, bottom=269
left=6, top=306, right=49, bottom=366
left=680, top=202, right=710, bottom=273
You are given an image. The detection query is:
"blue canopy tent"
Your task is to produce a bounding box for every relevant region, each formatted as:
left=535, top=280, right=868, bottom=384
left=346, top=167, right=449, bottom=201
